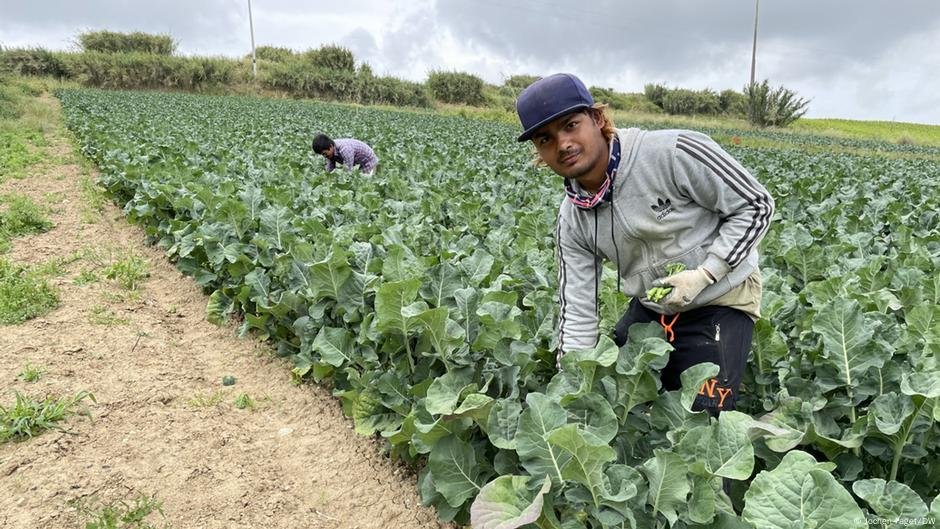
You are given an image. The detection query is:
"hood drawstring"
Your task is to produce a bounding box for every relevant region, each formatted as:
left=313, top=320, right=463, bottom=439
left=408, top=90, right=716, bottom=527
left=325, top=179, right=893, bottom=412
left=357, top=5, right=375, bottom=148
left=566, top=135, right=623, bottom=317
left=593, top=207, right=599, bottom=314
left=611, top=198, right=622, bottom=295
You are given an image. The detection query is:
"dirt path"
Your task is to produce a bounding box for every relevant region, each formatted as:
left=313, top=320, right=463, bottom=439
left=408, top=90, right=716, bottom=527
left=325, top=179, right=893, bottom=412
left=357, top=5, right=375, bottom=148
left=0, top=95, right=446, bottom=529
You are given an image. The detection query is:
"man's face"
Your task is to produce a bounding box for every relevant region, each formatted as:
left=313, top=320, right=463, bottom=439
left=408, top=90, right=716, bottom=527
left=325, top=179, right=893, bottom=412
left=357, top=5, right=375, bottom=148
left=531, top=110, right=607, bottom=181
left=322, top=145, right=335, bottom=158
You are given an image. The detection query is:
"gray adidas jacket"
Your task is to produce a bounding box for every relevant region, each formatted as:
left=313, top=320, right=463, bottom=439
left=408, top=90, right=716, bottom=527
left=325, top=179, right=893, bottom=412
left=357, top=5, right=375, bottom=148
left=555, top=128, right=775, bottom=353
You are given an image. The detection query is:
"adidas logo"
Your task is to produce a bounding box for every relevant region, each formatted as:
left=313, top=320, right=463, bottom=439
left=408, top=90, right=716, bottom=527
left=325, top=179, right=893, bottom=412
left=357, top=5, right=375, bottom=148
left=650, top=197, right=675, bottom=220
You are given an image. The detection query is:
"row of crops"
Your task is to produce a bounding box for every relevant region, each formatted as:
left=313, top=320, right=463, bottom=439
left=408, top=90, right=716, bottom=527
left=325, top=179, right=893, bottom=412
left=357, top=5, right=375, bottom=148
left=58, top=89, right=939, bottom=529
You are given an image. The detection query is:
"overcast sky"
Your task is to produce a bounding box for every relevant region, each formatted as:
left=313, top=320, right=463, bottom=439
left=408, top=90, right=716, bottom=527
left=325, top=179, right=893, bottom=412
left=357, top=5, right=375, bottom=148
left=3, top=0, right=940, bottom=124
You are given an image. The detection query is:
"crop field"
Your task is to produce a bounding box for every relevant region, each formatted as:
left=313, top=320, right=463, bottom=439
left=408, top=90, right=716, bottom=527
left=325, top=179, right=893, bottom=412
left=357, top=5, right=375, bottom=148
left=55, top=88, right=939, bottom=529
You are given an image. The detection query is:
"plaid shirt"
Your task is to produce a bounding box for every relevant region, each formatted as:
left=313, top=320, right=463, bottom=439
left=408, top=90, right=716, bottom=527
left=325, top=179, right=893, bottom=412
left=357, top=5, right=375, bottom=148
left=326, top=138, right=378, bottom=172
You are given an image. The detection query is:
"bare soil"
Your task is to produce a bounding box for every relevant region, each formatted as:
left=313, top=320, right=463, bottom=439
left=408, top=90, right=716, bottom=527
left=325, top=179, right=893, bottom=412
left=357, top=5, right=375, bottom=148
left=0, top=95, right=446, bottom=529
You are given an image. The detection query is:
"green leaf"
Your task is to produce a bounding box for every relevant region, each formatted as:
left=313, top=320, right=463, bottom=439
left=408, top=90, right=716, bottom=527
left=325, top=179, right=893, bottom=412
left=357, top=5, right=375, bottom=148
left=485, top=398, right=523, bottom=450
left=905, top=304, right=940, bottom=347
left=752, top=319, right=788, bottom=379
left=258, top=205, right=292, bottom=249
left=419, top=261, right=461, bottom=308
left=352, top=386, right=401, bottom=435
left=311, top=326, right=354, bottom=367
left=516, top=393, right=569, bottom=485
left=812, top=298, right=891, bottom=390
left=382, top=245, right=423, bottom=282
left=640, top=449, right=690, bottom=526
left=454, top=286, right=480, bottom=344
left=900, top=371, right=940, bottom=398
left=758, top=397, right=815, bottom=452
left=473, top=301, right=522, bottom=351
left=688, top=475, right=717, bottom=525
left=470, top=475, right=551, bottom=529
left=559, top=335, right=620, bottom=397
left=680, top=363, right=720, bottom=411
left=375, top=278, right=423, bottom=336
left=853, top=479, right=929, bottom=529
left=429, top=435, right=486, bottom=508
left=614, top=323, right=674, bottom=414
left=743, top=450, right=866, bottom=529
left=206, top=289, right=233, bottom=325
left=460, top=249, right=494, bottom=286
left=678, top=410, right=757, bottom=480
left=870, top=392, right=916, bottom=435
left=417, top=306, right=465, bottom=360
left=244, top=268, right=272, bottom=307
left=426, top=369, right=475, bottom=416
left=451, top=393, right=493, bottom=424
left=547, top=424, right=617, bottom=507
left=562, top=393, right=618, bottom=444
left=309, top=245, right=352, bottom=301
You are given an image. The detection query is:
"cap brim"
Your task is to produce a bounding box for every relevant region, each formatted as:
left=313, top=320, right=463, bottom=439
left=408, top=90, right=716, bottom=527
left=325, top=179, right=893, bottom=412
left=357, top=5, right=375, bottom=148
left=516, top=103, right=591, bottom=142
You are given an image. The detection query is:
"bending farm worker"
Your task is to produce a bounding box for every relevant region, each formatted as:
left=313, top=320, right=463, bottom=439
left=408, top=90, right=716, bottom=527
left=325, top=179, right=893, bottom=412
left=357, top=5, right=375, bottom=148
left=516, top=73, right=774, bottom=417
left=312, top=133, right=379, bottom=175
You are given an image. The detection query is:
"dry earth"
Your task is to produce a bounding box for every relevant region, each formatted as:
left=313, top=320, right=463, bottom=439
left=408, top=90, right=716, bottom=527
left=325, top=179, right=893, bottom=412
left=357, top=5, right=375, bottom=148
left=0, top=95, right=447, bottom=529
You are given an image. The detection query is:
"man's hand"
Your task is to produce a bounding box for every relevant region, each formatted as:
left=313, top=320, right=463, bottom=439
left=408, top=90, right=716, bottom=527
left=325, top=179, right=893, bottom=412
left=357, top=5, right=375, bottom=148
left=652, top=268, right=715, bottom=310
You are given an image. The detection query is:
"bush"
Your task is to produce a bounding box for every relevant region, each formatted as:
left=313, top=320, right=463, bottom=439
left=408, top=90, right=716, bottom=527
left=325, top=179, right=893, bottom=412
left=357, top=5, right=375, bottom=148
left=503, top=74, right=539, bottom=91
left=590, top=86, right=662, bottom=113
left=261, top=61, right=430, bottom=107
left=254, top=46, right=294, bottom=63
left=662, top=88, right=720, bottom=115
left=0, top=48, right=69, bottom=78
left=63, top=52, right=237, bottom=90
left=78, top=30, right=176, bottom=55
left=427, top=71, right=486, bottom=106
left=644, top=83, right=668, bottom=108
left=301, top=45, right=355, bottom=72
left=719, top=88, right=747, bottom=116
left=745, top=80, right=810, bottom=127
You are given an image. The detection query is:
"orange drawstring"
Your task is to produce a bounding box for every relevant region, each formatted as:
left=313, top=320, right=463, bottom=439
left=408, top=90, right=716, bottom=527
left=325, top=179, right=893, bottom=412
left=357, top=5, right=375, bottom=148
left=660, top=313, right=680, bottom=342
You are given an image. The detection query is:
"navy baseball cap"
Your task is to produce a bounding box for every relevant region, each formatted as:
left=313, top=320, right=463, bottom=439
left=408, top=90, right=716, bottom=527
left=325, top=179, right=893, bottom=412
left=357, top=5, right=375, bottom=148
left=516, top=73, right=594, bottom=142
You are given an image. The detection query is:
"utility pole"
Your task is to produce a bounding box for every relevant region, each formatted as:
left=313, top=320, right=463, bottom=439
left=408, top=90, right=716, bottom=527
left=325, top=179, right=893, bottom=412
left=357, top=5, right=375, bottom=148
left=248, top=0, right=257, bottom=78
left=750, top=0, right=759, bottom=86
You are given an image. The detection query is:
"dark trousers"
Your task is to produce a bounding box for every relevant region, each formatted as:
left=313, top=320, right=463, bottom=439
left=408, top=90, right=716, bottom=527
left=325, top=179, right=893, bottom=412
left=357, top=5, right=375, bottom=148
left=613, top=298, right=754, bottom=415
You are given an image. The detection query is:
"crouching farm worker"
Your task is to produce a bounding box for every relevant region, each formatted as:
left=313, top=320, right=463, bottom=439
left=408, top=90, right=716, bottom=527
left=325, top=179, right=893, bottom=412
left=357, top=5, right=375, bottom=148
left=312, top=134, right=379, bottom=175
left=515, top=73, right=775, bottom=417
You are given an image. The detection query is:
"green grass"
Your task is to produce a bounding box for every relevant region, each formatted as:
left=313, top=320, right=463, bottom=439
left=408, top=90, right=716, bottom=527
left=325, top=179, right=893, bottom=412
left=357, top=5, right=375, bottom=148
left=103, top=254, right=149, bottom=290
left=0, top=390, right=95, bottom=442
left=0, top=259, right=59, bottom=324
left=17, top=363, right=44, bottom=382
left=70, top=493, right=169, bottom=529
left=88, top=305, right=128, bottom=325
left=0, top=76, right=57, bottom=182
left=233, top=392, right=255, bottom=410
left=0, top=193, right=54, bottom=252
left=793, top=118, right=940, bottom=147
left=187, top=390, right=225, bottom=408
left=80, top=174, right=109, bottom=223
left=75, top=269, right=100, bottom=285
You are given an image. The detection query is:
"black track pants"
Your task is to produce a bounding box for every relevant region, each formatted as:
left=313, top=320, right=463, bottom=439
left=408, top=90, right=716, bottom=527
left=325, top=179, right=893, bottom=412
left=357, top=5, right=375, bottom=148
left=613, top=298, right=754, bottom=415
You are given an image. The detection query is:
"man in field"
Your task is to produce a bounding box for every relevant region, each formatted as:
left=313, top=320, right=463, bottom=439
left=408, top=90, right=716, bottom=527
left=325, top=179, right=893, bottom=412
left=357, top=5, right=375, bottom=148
left=312, top=133, right=379, bottom=175
left=516, top=73, right=774, bottom=417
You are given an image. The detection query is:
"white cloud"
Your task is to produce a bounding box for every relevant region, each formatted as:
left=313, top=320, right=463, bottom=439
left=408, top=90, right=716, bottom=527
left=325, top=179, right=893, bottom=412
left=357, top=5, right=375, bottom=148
left=2, top=0, right=940, bottom=123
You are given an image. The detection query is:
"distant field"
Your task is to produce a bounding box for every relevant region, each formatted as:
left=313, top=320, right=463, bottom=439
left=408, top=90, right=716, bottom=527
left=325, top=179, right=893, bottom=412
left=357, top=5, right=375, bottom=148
left=793, top=118, right=940, bottom=147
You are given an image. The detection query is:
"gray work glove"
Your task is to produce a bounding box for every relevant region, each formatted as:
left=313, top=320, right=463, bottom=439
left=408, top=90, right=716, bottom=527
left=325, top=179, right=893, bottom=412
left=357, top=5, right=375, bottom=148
left=652, top=268, right=715, bottom=310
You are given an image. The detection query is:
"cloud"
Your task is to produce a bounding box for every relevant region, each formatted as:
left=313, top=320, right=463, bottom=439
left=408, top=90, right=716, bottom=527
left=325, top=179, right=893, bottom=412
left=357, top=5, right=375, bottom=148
left=2, top=0, right=940, bottom=122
